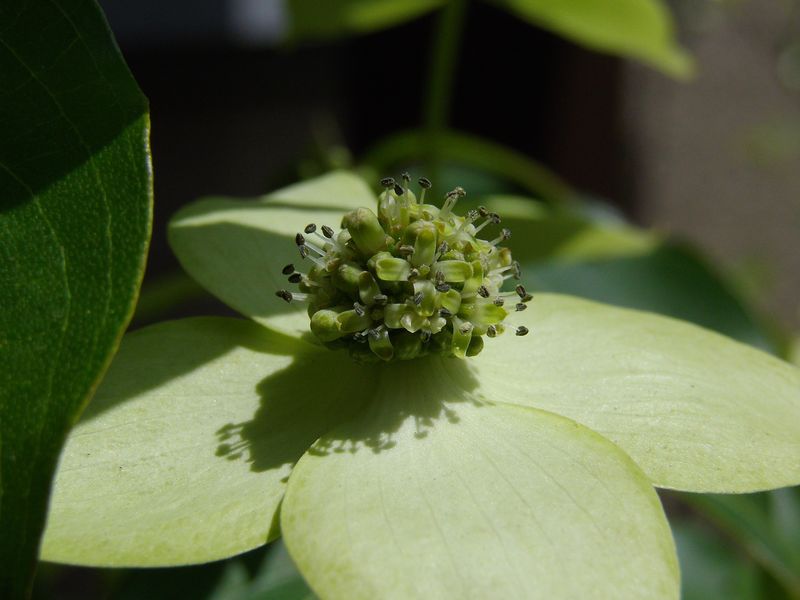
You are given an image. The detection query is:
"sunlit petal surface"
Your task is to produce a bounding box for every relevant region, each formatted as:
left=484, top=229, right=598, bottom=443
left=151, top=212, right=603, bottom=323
left=472, top=293, right=800, bottom=492
left=282, top=359, right=679, bottom=599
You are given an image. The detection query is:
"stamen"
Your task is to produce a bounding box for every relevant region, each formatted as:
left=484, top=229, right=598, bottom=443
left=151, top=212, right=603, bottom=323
left=275, top=289, right=310, bottom=303
left=490, top=228, right=512, bottom=246
left=473, top=212, right=501, bottom=235
left=515, top=302, right=527, bottom=312
left=434, top=241, right=448, bottom=262
left=321, top=225, right=335, bottom=238
left=493, top=297, right=504, bottom=306
left=295, top=233, right=305, bottom=246
left=304, top=223, right=317, bottom=234
left=487, top=325, right=497, bottom=338
left=288, top=273, right=302, bottom=284
left=353, top=302, right=366, bottom=317
left=380, top=177, right=395, bottom=189
left=477, top=285, right=490, bottom=298
left=418, top=177, right=431, bottom=205
left=439, top=308, right=452, bottom=317
left=397, top=245, right=415, bottom=256
left=282, top=263, right=295, bottom=275
left=413, top=292, right=424, bottom=306
left=373, top=294, right=388, bottom=306
left=401, top=172, right=410, bottom=202
left=435, top=282, right=451, bottom=293
left=515, top=326, right=529, bottom=336
left=515, top=284, right=528, bottom=299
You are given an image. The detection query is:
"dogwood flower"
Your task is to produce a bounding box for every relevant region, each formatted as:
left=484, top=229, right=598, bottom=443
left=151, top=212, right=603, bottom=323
left=41, top=172, right=800, bottom=599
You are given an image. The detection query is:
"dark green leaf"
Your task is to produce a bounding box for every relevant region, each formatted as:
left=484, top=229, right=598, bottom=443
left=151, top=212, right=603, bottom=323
left=0, top=1, right=151, bottom=596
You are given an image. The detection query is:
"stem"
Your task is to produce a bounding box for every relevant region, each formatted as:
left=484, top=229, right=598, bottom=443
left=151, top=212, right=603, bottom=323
left=423, top=0, right=468, bottom=184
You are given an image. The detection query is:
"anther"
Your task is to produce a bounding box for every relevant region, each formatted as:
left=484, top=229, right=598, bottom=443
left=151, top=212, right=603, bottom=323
left=487, top=325, right=497, bottom=338
left=418, top=177, right=432, bottom=189
left=393, top=183, right=404, bottom=196
left=282, top=263, right=295, bottom=275
left=304, top=223, right=317, bottom=234
left=381, top=177, right=395, bottom=189
left=459, top=323, right=472, bottom=335
left=515, top=302, right=527, bottom=312
left=439, top=308, right=452, bottom=317
left=353, top=302, right=366, bottom=317
left=402, top=172, right=411, bottom=183
left=435, top=282, right=451, bottom=293
left=397, top=245, right=415, bottom=256
left=516, top=326, right=529, bottom=336
left=490, top=228, right=512, bottom=245
left=288, top=273, right=302, bottom=284
left=275, top=289, right=292, bottom=303
left=493, top=297, right=504, bottom=306
left=477, top=285, right=490, bottom=298
left=295, top=233, right=305, bottom=246
left=321, top=225, right=335, bottom=238
left=413, top=292, right=424, bottom=306
left=478, top=206, right=488, bottom=217
left=515, top=284, right=527, bottom=299
left=299, top=245, right=309, bottom=259
left=435, top=270, right=445, bottom=285
left=373, top=294, right=388, bottom=306
left=409, top=268, right=420, bottom=279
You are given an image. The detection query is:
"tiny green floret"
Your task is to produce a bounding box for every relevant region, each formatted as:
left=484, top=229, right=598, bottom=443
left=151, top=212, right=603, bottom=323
left=276, top=177, right=531, bottom=362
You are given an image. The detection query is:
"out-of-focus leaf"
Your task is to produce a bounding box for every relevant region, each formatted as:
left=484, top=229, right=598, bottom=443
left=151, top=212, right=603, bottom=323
left=488, top=0, right=693, bottom=78
left=480, top=196, right=777, bottom=351
left=361, top=129, right=576, bottom=203
left=681, top=493, right=800, bottom=598
left=672, top=521, right=763, bottom=600
left=285, top=0, right=444, bottom=41
left=0, top=1, right=151, bottom=596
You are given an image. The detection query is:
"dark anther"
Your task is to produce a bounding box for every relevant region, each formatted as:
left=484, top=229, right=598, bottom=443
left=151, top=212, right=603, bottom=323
left=304, top=223, right=317, bottom=234
left=413, top=292, right=423, bottom=305
left=459, top=323, right=472, bottom=334
left=478, top=285, right=490, bottom=298
left=295, top=233, right=305, bottom=246
left=299, top=246, right=309, bottom=259
left=515, top=302, right=527, bottom=312
left=515, top=326, right=529, bottom=336
left=353, top=331, right=368, bottom=343
left=369, top=328, right=381, bottom=341
left=439, top=308, right=452, bottom=317
left=436, top=283, right=451, bottom=293
left=288, top=273, right=302, bottom=284
left=397, top=245, right=415, bottom=256
left=275, top=290, right=293, bottom=303
left=373, top=294, right=388, bottom=306
left=409, top=268, right=420, bottom=279
left=466, top=209, right=479, bottom=222
left=453, top=186, right=466, bottom=197
left=353, top=302, right=366, bottom=317
left=281, top=263, right=295, bottom=275
left=381, top=177, right=395, bottom=188
left=487, top=325, right=497, bottom=338
left=522, top=293, right=534, bottom=303
left=401, top=172, right=411, bottom=182
left=512, top=261, right=521, bottom=279
left=489, top=212, right=501, bottom=224
left=515, top=284, right=527, bottom=299
left=437, top=241, right=449, bottom=254
left=478, top=206, right=488, bottom=217
left=493, top=297, right=505, bottom=306
left=418, top=177, right=432, bottom=189
left=394, top=183, right=404, bottom=196
left=435, top=270, right=445, bottom=284
left=321, top=225, right=335, bottom=238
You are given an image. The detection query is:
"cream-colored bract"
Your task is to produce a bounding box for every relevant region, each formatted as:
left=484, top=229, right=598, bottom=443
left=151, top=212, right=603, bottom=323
left=40, top=171, right=800, bottom=600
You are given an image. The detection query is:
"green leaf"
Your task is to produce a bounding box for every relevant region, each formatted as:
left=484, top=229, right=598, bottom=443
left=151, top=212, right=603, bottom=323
left=680, top=492, right=800, bottom=597
left=488, top=0, right=693, bottom=78
left=282, top=359, right=678, bottom=599
left=40, top=318, right=376, bottom=566
left=672, top=521, right=762, bottom=600
left=169, top=171, right=377, bottom=340
left=0, top=1, right=151, bottom=595
left=472, top=293, right=800, bottom=493
left=285, top=0, right=444, bottom=41
left=481, top=196, right=777, bottom=351
left=361, top=129, right=576, bottom=203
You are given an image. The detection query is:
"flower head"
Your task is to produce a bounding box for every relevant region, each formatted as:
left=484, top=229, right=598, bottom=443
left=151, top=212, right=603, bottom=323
left=276, top=176, right=529, bottom=362
left=39, top=172, right=800, bottom=599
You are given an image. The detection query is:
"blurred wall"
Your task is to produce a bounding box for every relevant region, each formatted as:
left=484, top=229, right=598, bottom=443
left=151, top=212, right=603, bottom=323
left=625, top=0, right=800, bottom=330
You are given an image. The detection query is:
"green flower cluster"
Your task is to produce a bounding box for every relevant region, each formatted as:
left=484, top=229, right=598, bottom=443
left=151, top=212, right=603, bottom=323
left=277, top=175, right=530, bottom=362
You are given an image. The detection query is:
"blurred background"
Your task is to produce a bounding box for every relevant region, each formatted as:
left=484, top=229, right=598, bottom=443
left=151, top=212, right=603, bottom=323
left=35, top=0, right=800, bottom=598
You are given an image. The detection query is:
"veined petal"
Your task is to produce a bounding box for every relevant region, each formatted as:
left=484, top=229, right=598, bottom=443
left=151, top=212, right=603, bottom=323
left=40, top=318, right=376, bottom=566
left=282, top=359, right=679, bottom=600
left=472, top=293, right=800, bottom=493
left=168, top=171, right=377, bottom=340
